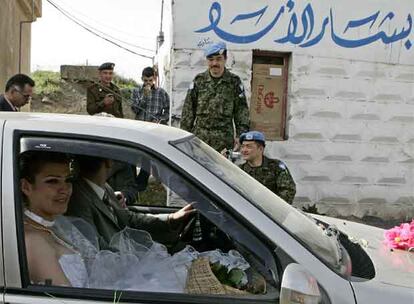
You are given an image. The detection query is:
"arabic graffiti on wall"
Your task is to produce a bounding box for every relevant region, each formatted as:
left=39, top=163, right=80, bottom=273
left=195, top=0, right=413, bottom=51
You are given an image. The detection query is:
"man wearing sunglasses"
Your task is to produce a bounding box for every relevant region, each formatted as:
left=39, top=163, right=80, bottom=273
left=0, top=74, right=35, bottom=112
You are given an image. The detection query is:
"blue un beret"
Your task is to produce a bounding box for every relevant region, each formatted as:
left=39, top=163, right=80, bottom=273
left=204, top=42, right=227, bottom=57
left=98, top=62, right=115, bottom=71
left=240, top=131, right=266, bottom=144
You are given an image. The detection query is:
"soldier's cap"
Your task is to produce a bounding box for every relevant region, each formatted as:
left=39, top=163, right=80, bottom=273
left=240, top=131, right=266, bottom=145
left=98, top=62, right=115, bottom=71
left=204, top=41, right=227, bottom=57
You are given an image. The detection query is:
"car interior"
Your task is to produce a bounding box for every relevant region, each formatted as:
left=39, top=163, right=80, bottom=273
left=16, top=135, right=285, bottom=303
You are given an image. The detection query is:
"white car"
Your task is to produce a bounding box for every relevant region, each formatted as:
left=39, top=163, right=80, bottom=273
left=1, top=113, right=413, bottom=304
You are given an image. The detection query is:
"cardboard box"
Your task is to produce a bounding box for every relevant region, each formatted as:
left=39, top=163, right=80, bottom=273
left=250, top=63, right=285, bottom=141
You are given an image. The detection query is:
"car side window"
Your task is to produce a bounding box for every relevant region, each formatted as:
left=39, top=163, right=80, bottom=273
left=16, top=136, right=280, bottom=303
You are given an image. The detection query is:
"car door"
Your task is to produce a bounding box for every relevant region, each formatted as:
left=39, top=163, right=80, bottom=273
left=3, top=118, right=355, bottom=304
left=171, top=136, right=358, bottom=304
left=1, top=122, right=125, bottom=304
left=2, top=123, right=283, bottom=304
left=0, top=118, right=6, bottom=304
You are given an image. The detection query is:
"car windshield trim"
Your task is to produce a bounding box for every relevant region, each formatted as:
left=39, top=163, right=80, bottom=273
left=171, top=137, right=345, bottom=274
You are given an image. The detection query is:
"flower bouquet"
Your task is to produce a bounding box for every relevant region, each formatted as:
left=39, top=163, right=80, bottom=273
left=384, top=220, right=414, bottom=251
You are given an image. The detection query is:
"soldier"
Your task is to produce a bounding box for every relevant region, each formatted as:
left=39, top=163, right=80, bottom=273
left=180, top=42, right=249, bottom=152
left=87, top=62, right=123, bottom=118
left=239, top=131, right=296, bottom=204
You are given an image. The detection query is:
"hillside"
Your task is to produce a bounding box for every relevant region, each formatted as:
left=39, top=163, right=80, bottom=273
left=30, top=70, right=137, bottom=119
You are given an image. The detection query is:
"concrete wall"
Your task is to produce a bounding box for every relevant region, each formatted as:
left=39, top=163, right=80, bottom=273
left=158, top=0, right=414, bottom=219
left=0, top=0, right=41, bottom=91
left=60, top=65, right=99, bottom=82
left=155, top=0, right=174, bottom=122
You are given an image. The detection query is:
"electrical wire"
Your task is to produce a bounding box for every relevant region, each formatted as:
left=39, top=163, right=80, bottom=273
left=50, top=0, right=155, bottom=42
left=46, top=0, right=154, bottom=60
left=46, top=0, right=155, bottom=55
left=48, top=0, right=156, bottom=52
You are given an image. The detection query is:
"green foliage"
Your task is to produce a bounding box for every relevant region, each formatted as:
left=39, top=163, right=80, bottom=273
left=113, top=291, right=123, bottom=303
left=31, top=70, right=62, bottom=95
left=135, top=179, right=167, bottom=206
left=211, top=262, right=245, bottom=288
left=113, top=74, right=138, bottom=90
left=31, top=70, right=137, bottom=96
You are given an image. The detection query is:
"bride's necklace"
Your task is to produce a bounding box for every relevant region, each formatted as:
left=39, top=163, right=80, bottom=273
left=24, top=210, right=76, bottom=253
left=24, top=209, right=55, bottom=227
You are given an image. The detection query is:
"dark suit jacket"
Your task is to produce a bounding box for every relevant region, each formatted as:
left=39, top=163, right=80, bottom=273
left=0, top=95, right=16, bottom=111
left=107, top=161, right=149, bottom=205
left=66, top=179, right=174, bottom=247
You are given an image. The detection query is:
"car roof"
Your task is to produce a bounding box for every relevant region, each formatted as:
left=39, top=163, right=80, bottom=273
left=0, top=112, right=190, bottom=145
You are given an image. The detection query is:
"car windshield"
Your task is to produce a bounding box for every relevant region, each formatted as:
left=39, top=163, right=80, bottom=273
left=172, top=136, right=344, bottom=273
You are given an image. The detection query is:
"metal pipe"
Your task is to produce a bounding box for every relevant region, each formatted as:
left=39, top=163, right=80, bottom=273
left=156, top=0, right=165, bottom=52
left=19, top=0, right=36, bottom=73
left=160, top=0, right=164, bottom=34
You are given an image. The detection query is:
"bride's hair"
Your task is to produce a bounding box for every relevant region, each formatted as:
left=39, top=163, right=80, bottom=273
left=19, top=151, right=73, bottom=206
left=19, top=151, right=72, bottom=183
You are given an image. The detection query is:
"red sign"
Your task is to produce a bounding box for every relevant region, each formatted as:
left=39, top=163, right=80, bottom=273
left=264, top=92, right=279, bottom=108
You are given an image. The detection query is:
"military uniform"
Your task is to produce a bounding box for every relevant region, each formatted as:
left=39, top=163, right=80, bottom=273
left=239, top=156, right=296, bottom=204
left=181, top=68, right=249, bottom=151
left=86, top=82, right=123, bottom=118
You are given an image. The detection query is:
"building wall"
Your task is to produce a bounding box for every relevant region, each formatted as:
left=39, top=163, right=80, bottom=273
left=0, top=0, right=41, bottom=91
left=158, top=0, right=414, bottom=219
left=156, top=0, right=174, bottom=122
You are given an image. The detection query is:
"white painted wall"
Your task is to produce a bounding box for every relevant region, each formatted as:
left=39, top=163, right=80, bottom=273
left=157, top=0, right=414, bottom=219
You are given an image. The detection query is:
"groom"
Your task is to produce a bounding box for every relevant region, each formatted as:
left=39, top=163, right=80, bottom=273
left=66, top=155, right=194, bottom=247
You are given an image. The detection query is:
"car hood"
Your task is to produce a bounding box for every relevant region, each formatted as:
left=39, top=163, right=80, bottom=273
left=312, top=215, right=414, bottom=289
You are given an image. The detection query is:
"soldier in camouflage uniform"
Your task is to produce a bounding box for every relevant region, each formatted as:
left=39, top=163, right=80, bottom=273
left=180, top=42, right=249, bottom=152
left=239, top=131, right=296, bottom=204
left=87, top=62, right=123, bottom=118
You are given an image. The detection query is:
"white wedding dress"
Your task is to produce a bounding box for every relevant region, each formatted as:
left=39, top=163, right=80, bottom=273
left=49, top=216, right=250, bottom=292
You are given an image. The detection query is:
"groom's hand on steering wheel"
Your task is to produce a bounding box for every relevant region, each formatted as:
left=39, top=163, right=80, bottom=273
left=167, top=204, right=196, bottom=230
left=168, top=204, right=195, bottom=221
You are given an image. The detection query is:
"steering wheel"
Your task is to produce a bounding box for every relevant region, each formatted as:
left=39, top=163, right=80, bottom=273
left=171, top=211, right=235, bottom=253
left=178, top=215, right=197, bottom=242
left=168, top=212, right=197, bottom=254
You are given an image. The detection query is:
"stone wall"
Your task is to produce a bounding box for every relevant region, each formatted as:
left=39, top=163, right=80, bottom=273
left=60, top=65, right=100, bottom=82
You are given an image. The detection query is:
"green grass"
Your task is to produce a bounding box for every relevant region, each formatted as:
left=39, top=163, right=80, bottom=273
left=31, top=70, right=62, bottom=95
left=113, top=75, right=138, bottom=90
left=31, top=70, right=138, bottom=95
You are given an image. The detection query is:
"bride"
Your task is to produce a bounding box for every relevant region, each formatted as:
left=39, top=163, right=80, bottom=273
left=20, top=150, right=198, bottom=291
left=19, top=151, right=249, bottom=292
left=21, top=151, right=78, bottom=286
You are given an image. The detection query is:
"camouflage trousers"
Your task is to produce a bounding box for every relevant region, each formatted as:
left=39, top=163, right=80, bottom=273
left=194, top=128, right=234, bottom=152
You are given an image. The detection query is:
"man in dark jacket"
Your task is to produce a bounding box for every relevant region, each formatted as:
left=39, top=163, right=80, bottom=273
left=0, top=74, right=35, bottom=111
left=107, top=160, right=150, bottom=207
left=66, top=155, right=193, bottom=246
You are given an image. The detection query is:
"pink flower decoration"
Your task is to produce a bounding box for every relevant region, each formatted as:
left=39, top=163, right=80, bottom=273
left=384, top=220, right=414, bottom=251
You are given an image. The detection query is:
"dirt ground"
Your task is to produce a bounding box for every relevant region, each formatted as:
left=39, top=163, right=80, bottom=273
left=30, top=79, right=135, bottom=119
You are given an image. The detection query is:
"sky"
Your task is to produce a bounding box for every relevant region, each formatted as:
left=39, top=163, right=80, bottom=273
left=31, top=0, right=161, bottom=81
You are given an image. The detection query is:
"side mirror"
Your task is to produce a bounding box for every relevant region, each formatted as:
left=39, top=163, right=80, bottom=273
left=280, top=263, right=322, bottom=304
